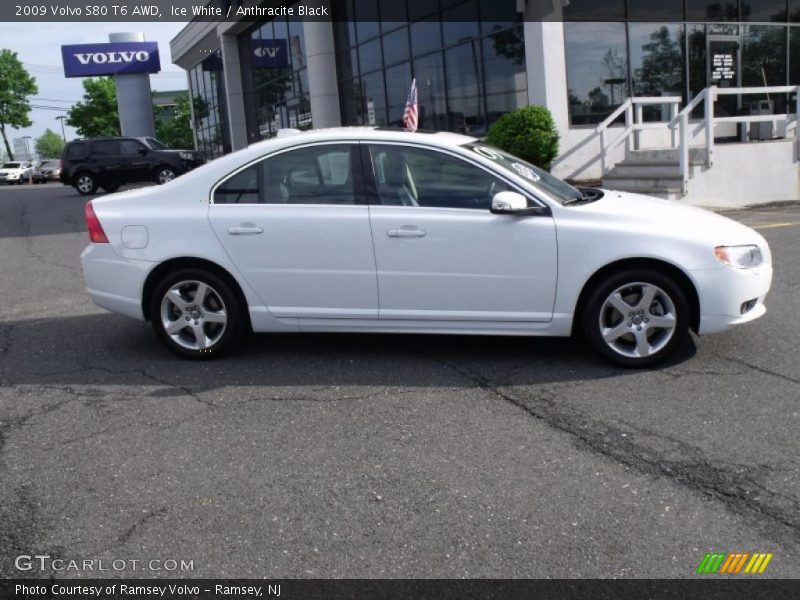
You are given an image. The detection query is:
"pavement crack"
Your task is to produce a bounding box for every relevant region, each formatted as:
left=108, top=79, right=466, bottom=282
left=428, top=355, right=800, bottom=542
left=714, top=354, right=800, bottom=386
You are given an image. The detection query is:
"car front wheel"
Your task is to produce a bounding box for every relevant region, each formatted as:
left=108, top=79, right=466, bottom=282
left=74, top=173, right=98, bottom=195
left=150, top=269, right=243, bottom=359
left=583, top=270, right=690, bottom=367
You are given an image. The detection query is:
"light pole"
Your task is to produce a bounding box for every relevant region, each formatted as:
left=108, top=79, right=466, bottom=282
left=56, top=115, right=67, bottom=142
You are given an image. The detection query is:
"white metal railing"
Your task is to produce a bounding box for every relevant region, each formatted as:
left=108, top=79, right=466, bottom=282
left=595, top=96, right=682, bottom=175
left=669, top=85, right=800, bottom=195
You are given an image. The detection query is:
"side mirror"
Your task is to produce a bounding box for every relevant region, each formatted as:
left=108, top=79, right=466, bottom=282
left=491, top=191, right=551, bottom=216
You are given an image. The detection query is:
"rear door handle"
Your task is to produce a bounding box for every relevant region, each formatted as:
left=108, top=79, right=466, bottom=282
left=228, top=224, right=264, bottom=235
left=387, top=226, right=426, bottom=238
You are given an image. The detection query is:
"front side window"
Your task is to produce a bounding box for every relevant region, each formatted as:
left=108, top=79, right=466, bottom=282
left=463, top=142, right=582, bottom=205
left=120, top=140, right=146, bottom=156
left=368, top=144, right=510, bottom=210
left=213, top=144, right=358, bottom=205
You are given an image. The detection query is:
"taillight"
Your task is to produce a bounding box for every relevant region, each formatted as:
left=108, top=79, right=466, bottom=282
left=85, top=201, right=108, bottom=243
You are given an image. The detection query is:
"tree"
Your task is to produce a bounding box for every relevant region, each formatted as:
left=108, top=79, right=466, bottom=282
left=154, top=93, right=194, bottom=149
left=35, top=128, right=64, bottom=158
left=0, top=49, right=38, bottom=160
left=67, top=77, right=120, bottom=137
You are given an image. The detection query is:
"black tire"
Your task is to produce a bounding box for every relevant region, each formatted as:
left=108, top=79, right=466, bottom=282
left=102, top=184, right=121, bottom=193
left=149, top=268, right=243, bottom=359
left=582, top=269, right=690, bottom=368
left=155, top=166, right=177, bottom=185
left=74, top=172, right=98, bottom=196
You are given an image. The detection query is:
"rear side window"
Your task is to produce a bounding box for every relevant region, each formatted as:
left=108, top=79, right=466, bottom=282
left=213, top=144, right=359, bottom=205
left=66, top=142, right=88, bottom=158
left=92, top=141, right=120, bottom=156
left=120, top=140, right=145, bottom=156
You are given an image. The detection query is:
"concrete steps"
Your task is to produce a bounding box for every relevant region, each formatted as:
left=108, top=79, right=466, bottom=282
left=601, top=147, right=708, bottom=200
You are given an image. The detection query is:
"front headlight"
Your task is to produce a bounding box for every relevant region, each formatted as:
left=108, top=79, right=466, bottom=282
left=715, top=245, right=764, bottom=269
left=179, top=152, right=194, bottom=161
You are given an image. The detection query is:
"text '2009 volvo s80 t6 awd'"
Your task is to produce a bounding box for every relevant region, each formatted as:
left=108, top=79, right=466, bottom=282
left=80, top=127, right=772, bottom=367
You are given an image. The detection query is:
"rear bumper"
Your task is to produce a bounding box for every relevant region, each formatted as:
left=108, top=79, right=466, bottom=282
left=693, top=264, right=773, bottom=335
left=81, top=244, right=152, bottom=320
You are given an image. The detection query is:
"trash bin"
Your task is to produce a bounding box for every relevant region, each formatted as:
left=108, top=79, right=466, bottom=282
left=749, top=100, right=774, bottom=141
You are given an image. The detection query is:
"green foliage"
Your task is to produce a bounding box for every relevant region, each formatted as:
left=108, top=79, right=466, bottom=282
left=485, top=105, right=560, bottom=170
left=35, top=128, right=64, bottom=158
left=0, top=49, right=38, bottom=160
left=155, top=93, right=194, bottom=149
left=67, top=78, right=120, bottom=137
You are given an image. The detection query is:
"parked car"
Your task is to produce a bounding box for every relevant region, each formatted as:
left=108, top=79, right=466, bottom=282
left=0, top=161, right=34, bottom=185
left=33, top=159, right=61, bottom=183
left=80, top=128, right=772, bottom=366
left=60, top=136, right=203, bottom=196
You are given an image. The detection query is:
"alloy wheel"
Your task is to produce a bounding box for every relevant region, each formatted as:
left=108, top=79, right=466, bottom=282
left=158, top=169, right=176, bottom=184
left=598, top=282, right=677, bottom=359
left=77, top=175, right=94, bottom=193
left=160, top=280, right=228, bottom=351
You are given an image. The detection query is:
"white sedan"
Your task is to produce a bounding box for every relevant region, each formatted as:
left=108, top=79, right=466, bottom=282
left=80, top=128, right=772, bottom=366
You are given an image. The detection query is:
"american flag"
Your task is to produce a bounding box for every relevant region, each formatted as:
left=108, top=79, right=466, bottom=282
left=402, top=78, right=418, bottom=132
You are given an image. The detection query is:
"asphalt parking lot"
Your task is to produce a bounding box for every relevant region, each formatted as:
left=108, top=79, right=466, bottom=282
left=0, top=182, right=798, bottom=579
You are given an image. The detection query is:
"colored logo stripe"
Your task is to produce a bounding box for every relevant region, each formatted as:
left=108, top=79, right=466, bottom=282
left=697, top=552, right=773, bottom=574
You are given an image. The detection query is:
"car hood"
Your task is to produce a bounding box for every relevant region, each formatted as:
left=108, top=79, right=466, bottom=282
left=578, top=190, right=765, bottom=247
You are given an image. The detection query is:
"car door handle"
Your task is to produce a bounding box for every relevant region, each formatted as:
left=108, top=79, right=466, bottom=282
left=387, top=226, right=426, bottom=238
left=228, top=225, right=264, bottom=235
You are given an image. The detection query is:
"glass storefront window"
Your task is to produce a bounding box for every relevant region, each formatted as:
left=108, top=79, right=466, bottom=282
left=383, top=27, right=410, bottom=65
left=686, top=0, right=740, bottom=21
left=628, top=0, right=684, bottom=21
left=413, top=52, right=449, bottom=130
left=361, top=71, right=388, bottom=126
left=563, top=0, right=625, bottom=21
left=565, top=22, right=629, bottom=125
left=188, top=49, right=230, bottom=159
left=385, top=62, right=412, bottom=127
left=410, top=18, right=442, bottom=56
left=629, top=23, right=685, bottom=120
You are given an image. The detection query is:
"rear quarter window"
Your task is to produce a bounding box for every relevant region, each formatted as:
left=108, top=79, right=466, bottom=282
left=66, top=143, right=88, bottom=158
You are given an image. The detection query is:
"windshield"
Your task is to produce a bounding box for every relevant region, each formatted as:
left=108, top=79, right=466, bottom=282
left=145, top=137, right=168, bottom=150
left=3, top=163, right=21, bottom=169
left=463, top=142, right=582, bottom=205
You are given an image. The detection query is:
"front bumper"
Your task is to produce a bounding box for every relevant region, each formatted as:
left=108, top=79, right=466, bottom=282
left=81, top=244, right=153, bottom=320
left=693, top=264, right=773, bottom=335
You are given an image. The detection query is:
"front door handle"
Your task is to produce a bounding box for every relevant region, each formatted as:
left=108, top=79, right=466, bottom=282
left=228, top=224, right=264, bottom=235
left=387, top=226, right=426, bottom=238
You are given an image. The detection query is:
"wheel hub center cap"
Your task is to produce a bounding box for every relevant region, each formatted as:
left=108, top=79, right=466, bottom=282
left=632, top=315, right=644, bottom=326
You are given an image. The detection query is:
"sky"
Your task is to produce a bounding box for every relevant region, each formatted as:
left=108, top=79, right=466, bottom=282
left=0, top=21, right=189, bottom=155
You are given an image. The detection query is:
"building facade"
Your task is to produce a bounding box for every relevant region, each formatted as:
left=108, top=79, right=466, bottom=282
left=170, top=0, right=800, bottom=180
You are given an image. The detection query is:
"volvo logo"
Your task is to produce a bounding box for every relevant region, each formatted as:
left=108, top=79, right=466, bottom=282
left=74, top=50, right=151, bottom=65
left=254, top=46, right=281, bottom=59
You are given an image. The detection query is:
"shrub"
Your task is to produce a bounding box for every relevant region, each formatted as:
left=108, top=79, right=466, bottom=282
left=485, top=105, right=560, bottom=170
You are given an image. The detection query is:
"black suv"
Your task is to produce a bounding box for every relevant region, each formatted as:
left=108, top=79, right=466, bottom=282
left=60, top=137, right=203, bottom=195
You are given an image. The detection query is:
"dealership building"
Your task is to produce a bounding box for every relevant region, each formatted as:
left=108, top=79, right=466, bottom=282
left=170, top=0, right=800, bottom=204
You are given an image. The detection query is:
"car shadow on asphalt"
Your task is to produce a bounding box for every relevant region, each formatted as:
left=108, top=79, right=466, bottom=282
left=0, top=313, right=698, bottom=390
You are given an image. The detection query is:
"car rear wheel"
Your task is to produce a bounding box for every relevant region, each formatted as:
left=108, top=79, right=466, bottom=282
left=155, top=167, right=177, bottom=185
left=150, top=269, right=243, bottom=359
left=74, top=173, right=98, bottom=195
left=583, top=269, right=690, bottom=367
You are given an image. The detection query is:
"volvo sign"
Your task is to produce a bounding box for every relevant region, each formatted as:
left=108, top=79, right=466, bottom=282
left=61, top=41, right=161, bottom=77
left=252, top=39, right=288, bottom=68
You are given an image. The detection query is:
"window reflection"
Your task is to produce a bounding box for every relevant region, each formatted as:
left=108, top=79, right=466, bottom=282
left=629, top=23, right=685, bottom=120
left=565, top=22, right=629, bottom=125
left=188, top=49, right=230, bottom=159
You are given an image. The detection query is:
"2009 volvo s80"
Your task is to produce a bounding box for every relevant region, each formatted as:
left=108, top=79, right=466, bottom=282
left=80, top=128, right=772, bottom=366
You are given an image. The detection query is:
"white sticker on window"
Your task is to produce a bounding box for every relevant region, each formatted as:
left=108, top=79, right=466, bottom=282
left=472, top=146, right=502, bottom=161
left=511, top=162, right=540, bottom=182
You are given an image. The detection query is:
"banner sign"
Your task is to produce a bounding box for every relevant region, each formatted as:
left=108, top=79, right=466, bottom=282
left=61, top=42, right=161, bottom=77
left=252, top=39, right=288, bottom=68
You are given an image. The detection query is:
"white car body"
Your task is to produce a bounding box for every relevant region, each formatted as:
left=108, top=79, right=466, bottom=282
left=0, top=161, right=34, bottom=183
left=80, top=128, right=772, bottom=362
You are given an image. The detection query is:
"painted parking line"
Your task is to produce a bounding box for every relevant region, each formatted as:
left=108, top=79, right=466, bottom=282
left=752, top=222, right=796, bottom=230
